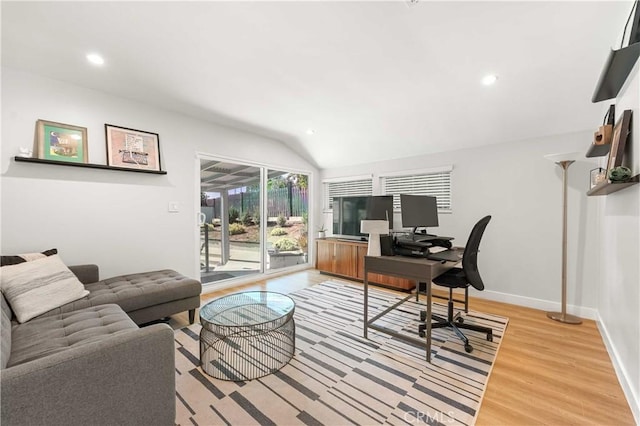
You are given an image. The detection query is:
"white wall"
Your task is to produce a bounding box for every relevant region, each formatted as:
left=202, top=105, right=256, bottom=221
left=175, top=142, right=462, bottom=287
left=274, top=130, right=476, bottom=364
left=322, top=131, right=601, bottom=315
left=595, top=61, right=639, bottom=422
left=1, top=68, right=318, bottom=279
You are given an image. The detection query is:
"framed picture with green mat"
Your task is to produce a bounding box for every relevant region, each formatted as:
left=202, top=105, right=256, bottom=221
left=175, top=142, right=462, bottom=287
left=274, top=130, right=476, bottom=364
left=36, top=119, right=88, bottom=163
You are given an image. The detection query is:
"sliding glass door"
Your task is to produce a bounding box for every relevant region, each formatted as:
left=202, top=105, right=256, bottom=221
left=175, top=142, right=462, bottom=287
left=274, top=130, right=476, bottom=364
left=199, top=158, right=310, bottom=283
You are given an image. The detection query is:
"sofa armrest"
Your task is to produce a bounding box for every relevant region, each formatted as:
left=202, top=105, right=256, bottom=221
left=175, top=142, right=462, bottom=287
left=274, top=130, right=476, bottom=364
left=1, top=323, right=175, bottom=426
left=68, top=264, right=99, bottom=284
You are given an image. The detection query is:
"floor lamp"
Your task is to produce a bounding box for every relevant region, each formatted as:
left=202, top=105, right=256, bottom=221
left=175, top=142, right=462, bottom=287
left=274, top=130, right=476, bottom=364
left=544, top=152, right=582, bottom=324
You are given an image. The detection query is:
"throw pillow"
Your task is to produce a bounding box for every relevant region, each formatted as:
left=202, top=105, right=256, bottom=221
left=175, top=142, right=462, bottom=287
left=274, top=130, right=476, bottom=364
left=0, top=254, right=89, bottom=323
left=0, top=248, right=58, bottom=267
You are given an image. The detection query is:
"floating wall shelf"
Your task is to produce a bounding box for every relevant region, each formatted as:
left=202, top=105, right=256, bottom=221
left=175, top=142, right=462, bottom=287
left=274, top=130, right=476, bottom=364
left=592, top=42, right=640, bottom=102
left=14, top=156, right=167, bottom=174
left=587, top=174, right=639, bottom=196
left=585, top=142, right=611, bottom=158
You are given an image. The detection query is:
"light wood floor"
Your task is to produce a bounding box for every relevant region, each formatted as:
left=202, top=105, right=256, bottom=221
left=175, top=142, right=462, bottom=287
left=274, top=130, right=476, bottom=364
left=171, top=269, right=635, bottom=425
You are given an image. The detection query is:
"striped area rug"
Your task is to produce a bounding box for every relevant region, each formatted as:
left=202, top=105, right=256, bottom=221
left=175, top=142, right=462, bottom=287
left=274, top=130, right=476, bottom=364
left=174, top=280, right=508, bottom=425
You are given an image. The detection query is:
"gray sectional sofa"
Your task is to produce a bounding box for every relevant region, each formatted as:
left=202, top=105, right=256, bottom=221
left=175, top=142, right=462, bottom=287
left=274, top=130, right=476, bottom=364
left=1, top=264, right=202, bottom=426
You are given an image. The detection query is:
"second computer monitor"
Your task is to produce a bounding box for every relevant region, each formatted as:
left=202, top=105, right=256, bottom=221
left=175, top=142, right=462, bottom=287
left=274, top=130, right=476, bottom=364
left=400, top=194, right=439, bottom=230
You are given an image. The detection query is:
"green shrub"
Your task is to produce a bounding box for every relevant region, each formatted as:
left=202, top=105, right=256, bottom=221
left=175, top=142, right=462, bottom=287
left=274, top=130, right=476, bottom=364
left=229, top=223, right=246, bottom=235
left=276, top=214, right=287, bottom=227
left=297, top=234, right=308, bottom=251
left=273, top=237, right=298, bottom=251
left=240, top=211, right=253, bottom=225
left=251, top=210, right=260, bottom=225
left=229, top=208, right=240, bottom=224
left=270, top=227, right=288, bottom=236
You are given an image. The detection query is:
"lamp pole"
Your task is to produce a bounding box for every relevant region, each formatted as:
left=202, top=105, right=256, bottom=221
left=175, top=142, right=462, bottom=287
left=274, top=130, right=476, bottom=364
left=546, top=159, right=582, bottom=324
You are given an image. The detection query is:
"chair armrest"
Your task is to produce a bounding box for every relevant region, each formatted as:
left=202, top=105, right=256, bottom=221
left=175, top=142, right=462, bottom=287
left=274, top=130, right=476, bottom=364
left=1, top=324, right=175, bottom=426
left=68, top=264, right=99, bottom=284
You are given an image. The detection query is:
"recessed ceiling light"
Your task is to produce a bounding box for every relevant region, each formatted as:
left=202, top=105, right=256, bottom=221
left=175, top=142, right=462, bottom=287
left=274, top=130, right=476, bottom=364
left=86, top=53, right=105, bottom=66
left=482, top=74, right=498, bottom=86
left=306, top=129, right=315, bottom=135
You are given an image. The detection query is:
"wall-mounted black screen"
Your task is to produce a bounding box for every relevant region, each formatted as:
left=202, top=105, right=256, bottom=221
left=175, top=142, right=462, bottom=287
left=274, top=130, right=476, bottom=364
left=400, top=194, right=439, bottom=229
left=332, top=195, right=393, bottom=239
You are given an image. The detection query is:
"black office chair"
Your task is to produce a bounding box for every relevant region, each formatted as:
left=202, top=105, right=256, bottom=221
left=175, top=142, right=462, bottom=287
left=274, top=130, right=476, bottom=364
left=418, top=215, right=493, bottom=353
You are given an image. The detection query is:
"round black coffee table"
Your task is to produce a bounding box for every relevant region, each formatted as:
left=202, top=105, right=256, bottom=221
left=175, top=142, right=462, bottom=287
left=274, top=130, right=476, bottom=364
left=199, top=291, right=295, bottom=381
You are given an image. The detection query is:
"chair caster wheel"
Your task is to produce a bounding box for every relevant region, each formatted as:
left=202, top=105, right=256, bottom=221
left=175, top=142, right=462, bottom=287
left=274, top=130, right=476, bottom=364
left=487, top=333, right=493, bottom=342
left=420, top=310, right=426, bottom=322
left=418, top=323, right=426, bottom=338
left=464, top=344, right=473, bottom=353
left=456, top=317, right=464, bottom=324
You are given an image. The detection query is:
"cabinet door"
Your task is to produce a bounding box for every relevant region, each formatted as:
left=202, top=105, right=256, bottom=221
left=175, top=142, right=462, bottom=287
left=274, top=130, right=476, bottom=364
left=334, top=244, right=359, bottom=277
left=316, top=240, right=334, bottom=273
left=368, top=273, right=416, bottom=291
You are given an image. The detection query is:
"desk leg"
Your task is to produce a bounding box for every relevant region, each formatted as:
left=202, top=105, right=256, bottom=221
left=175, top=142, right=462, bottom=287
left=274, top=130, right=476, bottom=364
left=426, top=280, right=432, bottom=362
left=364, top=266, right=368, bottom=339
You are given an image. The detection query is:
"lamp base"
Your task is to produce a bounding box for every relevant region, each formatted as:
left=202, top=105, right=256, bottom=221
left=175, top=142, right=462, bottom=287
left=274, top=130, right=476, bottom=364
left=546, top=311, right=582, bottom=324
left=367, top=234, right=381, bottom=257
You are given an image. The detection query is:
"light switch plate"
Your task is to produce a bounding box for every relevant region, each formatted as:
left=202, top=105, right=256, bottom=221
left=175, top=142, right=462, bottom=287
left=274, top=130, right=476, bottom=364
left=168, top=202, right=179, bottom=213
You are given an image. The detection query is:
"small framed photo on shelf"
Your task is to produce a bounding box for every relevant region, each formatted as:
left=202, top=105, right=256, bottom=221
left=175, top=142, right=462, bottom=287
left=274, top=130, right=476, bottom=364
left=590, top=167, right=606, bottom=189
left=105, top=124, right=161, bottom=171
left=36, top=119, right=88, bottom=163
left=606, top=110, right=632, bottom=172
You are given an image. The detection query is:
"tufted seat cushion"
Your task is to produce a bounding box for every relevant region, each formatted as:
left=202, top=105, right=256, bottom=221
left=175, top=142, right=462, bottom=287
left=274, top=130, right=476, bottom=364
left=35, top=269, right=201, bottom=320
left=7, top=304, right=137, bottom=368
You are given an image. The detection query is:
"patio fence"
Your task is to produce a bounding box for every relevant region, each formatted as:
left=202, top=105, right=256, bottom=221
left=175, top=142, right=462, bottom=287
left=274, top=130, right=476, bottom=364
left=204, top=187, right=308, bottom=219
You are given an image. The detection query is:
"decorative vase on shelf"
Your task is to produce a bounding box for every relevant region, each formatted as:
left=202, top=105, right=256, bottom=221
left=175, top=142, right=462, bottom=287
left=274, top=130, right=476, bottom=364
left=608, top=166, right=632, bottom=182
left=317, top=231, right=326, bottom=239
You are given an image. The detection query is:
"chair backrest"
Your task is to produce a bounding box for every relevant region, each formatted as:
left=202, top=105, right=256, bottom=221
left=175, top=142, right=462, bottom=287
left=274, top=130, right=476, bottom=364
left=462, top=215, right=491, bottom=291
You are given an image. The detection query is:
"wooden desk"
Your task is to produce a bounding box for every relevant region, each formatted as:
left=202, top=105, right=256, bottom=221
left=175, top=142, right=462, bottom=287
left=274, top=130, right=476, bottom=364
left=363, top=255, right=453, bottom=362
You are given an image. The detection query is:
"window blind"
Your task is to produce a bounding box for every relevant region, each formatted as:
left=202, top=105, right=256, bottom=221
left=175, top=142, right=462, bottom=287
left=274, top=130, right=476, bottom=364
left=382, top=171, right=452, bottom=212
left=324, top=179, right=373, bottom=210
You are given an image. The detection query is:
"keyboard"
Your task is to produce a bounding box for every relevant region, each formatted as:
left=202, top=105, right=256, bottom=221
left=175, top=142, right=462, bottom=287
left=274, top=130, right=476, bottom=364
left=427, top=250, right=462, bottom=262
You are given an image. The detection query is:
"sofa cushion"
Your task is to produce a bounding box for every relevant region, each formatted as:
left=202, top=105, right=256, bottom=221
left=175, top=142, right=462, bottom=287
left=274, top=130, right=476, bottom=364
left=7, top=304, right=137, bottom=368
left=37, top=269, right=201, bottom=318
left=0, top=248, right=57, bottom=267
left=1, top=255, right=89, bottom=323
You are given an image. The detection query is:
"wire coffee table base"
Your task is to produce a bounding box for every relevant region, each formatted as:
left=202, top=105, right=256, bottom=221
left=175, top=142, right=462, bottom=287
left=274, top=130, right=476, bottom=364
left=199, top=292, right=296, bottom=381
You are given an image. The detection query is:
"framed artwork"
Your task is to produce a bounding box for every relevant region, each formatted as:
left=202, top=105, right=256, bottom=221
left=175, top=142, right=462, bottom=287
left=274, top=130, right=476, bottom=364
left=590, top=167, right=606, bottom=189
left=606, top=110, right=632, bottom=172
left=105, top=124, right=161, bottom=171
left=36, top=120, right=88, bottom=163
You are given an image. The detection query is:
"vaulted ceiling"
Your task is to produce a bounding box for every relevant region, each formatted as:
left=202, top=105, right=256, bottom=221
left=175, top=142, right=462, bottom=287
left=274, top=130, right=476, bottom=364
left=2, top=1, right=633, bottom=169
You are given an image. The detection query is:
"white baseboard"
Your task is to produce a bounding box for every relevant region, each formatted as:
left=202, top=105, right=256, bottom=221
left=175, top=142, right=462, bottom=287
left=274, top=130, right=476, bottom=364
left=476, top=289, right=598, bottom=320
left=596, top=313, right=640, bottom=425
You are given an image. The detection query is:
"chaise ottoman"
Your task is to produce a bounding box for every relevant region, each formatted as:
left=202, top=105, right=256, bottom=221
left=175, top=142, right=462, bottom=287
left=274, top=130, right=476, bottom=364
left=38, top=266, right=202, bottom=325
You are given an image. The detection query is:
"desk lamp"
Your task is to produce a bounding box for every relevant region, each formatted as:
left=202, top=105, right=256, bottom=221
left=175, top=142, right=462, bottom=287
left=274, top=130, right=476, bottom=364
left=544, top=152, right=582, bottom=324
left=360, top=220, right=389, bottom=256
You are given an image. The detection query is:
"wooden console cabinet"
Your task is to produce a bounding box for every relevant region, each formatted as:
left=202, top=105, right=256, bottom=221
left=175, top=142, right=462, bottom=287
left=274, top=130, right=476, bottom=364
left=315, top=238, right=415, bottom=291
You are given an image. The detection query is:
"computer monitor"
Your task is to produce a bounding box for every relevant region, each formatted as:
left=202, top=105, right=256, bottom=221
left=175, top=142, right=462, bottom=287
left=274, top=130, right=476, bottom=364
left=400, top=194, right=439, bottom=235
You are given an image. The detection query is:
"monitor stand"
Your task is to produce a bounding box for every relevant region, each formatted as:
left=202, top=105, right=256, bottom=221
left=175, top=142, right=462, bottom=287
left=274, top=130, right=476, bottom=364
left=411, top=227, right=437, bottom=240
